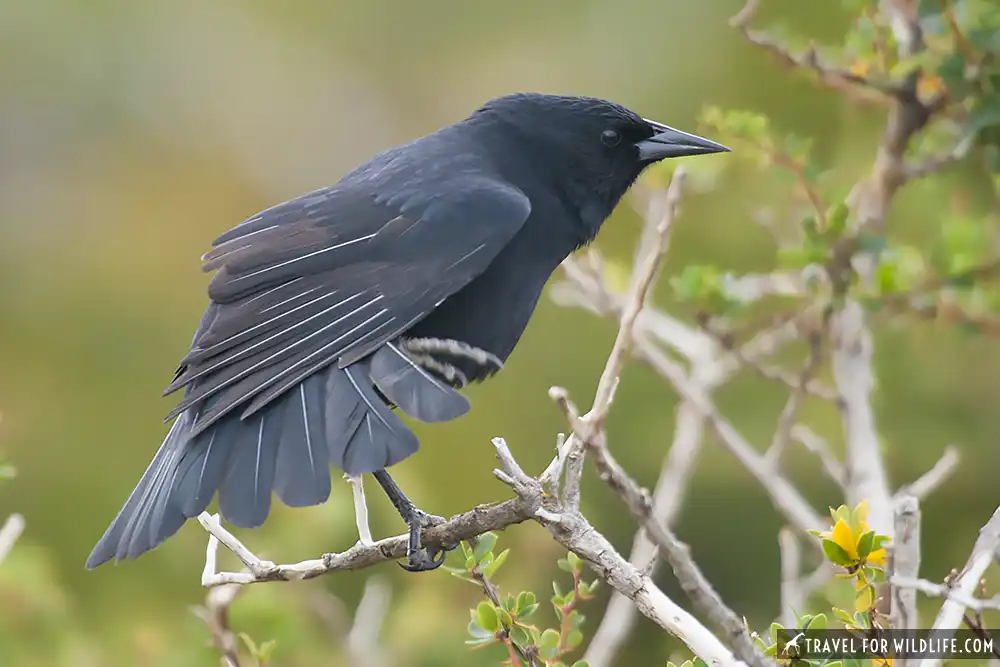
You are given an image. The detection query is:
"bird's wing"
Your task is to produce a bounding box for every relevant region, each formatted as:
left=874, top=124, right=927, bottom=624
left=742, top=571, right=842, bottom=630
left=164, top=178, right=532, bottom=437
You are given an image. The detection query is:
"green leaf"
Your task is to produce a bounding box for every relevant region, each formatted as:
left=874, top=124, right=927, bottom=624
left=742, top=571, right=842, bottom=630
left=515, top=591, right=537, bottom=615
left=857, top=530, right=876, bottom=560
left=834, top=607, right=855, bottom=625
left=572, top=661, right=591, bottom=667
left=511, top=626, right=531, bottom=646
left=483, top=549, right=509, bottom=578
left=831, top=504, right=851, bottom=525
left=238, top=632, right=258, bottom=656
left=557, top=558, right=573, bottom=573
left=822, top=538, right=855, bottom=567
left=567, top=551, right=582, bottom=572
left=587, top=579, right=600, bottom=594
left=520, top=603, right=540, bottom=619
left=467, top=619, right=493, bottom=640
left=553, top=581, right=564, bottom=598
left=567, top=629, right=584, bottom=649
left=476, top=601, right=500, bottom=634
left=473, top=532, right=498, bottom=562
left=806, top=613, right=828, bottom=631
left=539, top=628, right=561, bottom=659
left=257, top=639, right=277, bottom=663
left=770, top=622, right=785, bottom=644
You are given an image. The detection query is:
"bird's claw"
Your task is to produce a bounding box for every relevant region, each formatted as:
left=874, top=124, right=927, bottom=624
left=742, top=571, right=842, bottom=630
left=398, top=509, right=457, bottom=573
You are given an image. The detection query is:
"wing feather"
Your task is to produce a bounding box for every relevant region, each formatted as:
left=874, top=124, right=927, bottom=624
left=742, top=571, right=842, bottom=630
left=166, top=178, right=531, bottom=437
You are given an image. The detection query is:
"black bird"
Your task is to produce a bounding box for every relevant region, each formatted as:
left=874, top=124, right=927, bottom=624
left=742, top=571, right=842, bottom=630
left=86, top=93, right=728, bottom=572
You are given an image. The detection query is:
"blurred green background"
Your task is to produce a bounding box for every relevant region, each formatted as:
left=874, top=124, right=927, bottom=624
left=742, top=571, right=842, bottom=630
left=2, top=0, right=1000, bottom=665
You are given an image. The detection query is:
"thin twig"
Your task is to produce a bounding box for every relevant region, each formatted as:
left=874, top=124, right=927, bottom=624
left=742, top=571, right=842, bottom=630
left=731, top=0, right=902, bottom=103
left=766, top=333, right=823, bottom=465
left=895, top=446, right=961, bottom=502
left=791, top=425, right=846, bottom=487
left=631, top=340, right=827, bottom=537
left=590, top=167, right=688, bottom=428
left=892, top=577, right=1000, bottom=612
left=192, top=582, right=246, bottom=667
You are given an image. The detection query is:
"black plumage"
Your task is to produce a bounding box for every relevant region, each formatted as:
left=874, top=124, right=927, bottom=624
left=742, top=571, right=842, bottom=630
left=86, top=92, right=728, bottom=570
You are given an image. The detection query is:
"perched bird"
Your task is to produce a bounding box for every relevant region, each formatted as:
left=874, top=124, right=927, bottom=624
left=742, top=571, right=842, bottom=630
left=86, top=92, right=728, bottom=572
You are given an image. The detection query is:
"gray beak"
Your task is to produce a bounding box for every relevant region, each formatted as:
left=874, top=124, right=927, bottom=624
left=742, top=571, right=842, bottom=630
left=636, top=118, right=731, bottom=161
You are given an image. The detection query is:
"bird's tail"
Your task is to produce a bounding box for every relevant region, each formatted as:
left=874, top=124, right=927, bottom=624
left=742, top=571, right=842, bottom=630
left=86, top=348, right=470, bottom=569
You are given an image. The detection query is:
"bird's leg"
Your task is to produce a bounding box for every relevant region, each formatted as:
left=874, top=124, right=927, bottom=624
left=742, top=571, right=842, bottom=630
left=372, top=469, right=456, bottom=572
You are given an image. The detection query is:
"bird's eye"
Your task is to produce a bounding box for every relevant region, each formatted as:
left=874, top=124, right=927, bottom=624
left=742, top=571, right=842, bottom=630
left=600, top=129, right=621, bottom=147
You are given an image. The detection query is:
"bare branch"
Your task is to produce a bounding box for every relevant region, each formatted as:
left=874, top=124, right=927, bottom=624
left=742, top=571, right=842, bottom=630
left=584, top=373, right=710, bottom=667
left=0, top=513, right=25, bottom=568
left=778, top=528, right=804, bottom=628
left=590, top=167, right=687, bottom=428
left=919, top=504, right=1000, bottom=667
left=833, top=300, right=894, bottom=536
left=890, top=494, right=922, bottom=638
left=634, top=339, right=827, bottom=537
left=559, top=419, right=767, bottom=667
left=346, top=474, right=376, bottom=547
left=731, top=0, right=901, bottom=103
left=489, top=438, right=747, bottom=667
left=903, top=135, right=975, bottom=181
left=892, top=577, right=1000, bottom=613
left=308, top=579, right=393, bottom=667
left=791, top=425, right=846, bottom=487
left=346, top=577, right=393, bottom=667
left=192, top=582, right=246, bottom=667
left=197, top=499, right=535, bottom=587
left=766, top=333, right=823, bottom=466
left=895, top=446, right=961, bottom=502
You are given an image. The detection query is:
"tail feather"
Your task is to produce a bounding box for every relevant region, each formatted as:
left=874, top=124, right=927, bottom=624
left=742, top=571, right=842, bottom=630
left=217, top=406, right=284, bottom=528
left=85, top=412, right=194, bottom=568
left=273, top=375, right=332, bottom=507
left=326, top=360, right=419, bottom=476
left=86, top=338, right=473, bottom=569
left=172, top=428, right=235, bottom=517
left=369, top=342, right=470, bottom=422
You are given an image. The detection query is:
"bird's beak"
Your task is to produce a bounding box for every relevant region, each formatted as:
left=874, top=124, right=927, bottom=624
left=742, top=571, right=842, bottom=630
left=636, top=118, right=731, bottom=162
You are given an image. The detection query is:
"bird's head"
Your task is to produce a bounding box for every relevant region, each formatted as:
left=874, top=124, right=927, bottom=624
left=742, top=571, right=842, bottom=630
left=468, top=93, right=729, bottom=243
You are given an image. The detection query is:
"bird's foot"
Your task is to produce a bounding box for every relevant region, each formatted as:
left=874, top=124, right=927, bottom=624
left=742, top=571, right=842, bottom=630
left=398, top=508, right=457, bottom=573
